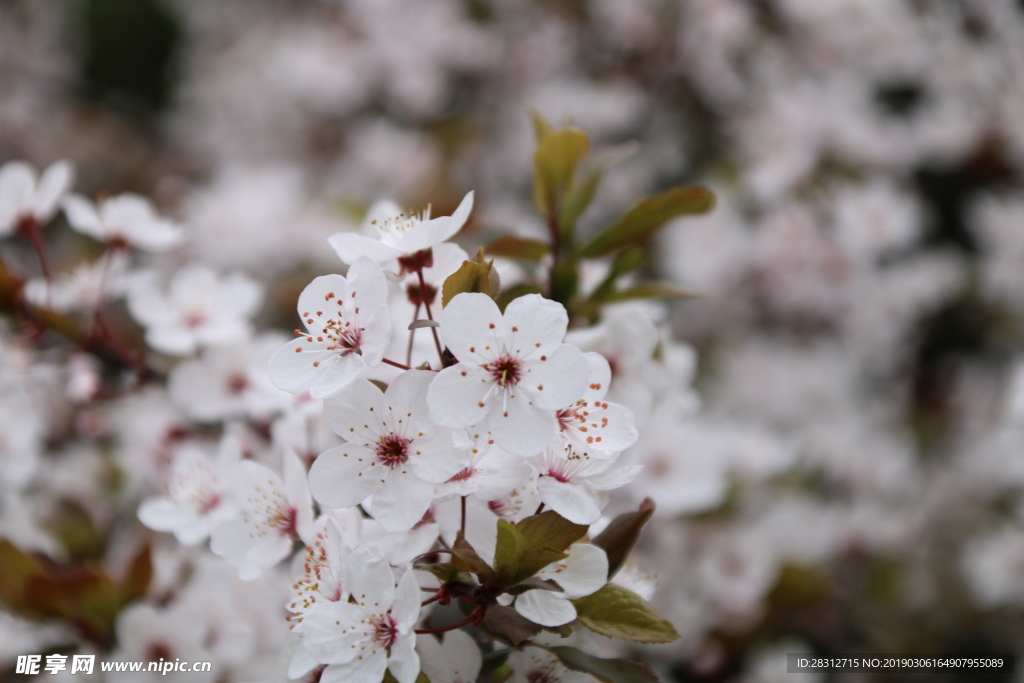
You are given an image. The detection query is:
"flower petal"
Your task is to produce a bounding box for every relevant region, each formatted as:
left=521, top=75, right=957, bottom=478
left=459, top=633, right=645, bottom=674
left=427, top=364, right=494, bottom=429
left=501, top=294, right=569, bottom=359
left=489, top=391, right=557, bottom=457
left=387, top=634, right=420, bottom=683
left=369, top=472, right=435, bottom=532
left=324, top=377, right=390, bottom=448
left=437, top=292, right=502, bottom=364
left=540, top=543, right=608, bottom=599
left=32, top=160, right=74, bottom=222
left=536, top=476, right=602, bottom=524
left=329, top=232, right=404, bottom=266
left=521, top=344, right=589, bottom=410
left=392, top=568, right=422, bottom=631
left=515, top=589, right=577, bottom=627
left=310, top=353, right=365, bottom=400
left=346, top=545, right=395, bottom=609
left=347, top=255, right=390, bottom=313
left=62, top=194, right=105, bottom=240
left=308, top=444, right=382, bottom=509
left=302, top=600, right=371, bottom=664
left=267, top=337, right=339, bottom=395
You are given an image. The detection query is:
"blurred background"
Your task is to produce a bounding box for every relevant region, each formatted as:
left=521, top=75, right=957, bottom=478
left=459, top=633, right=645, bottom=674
left=4, top=0, right=1024, bottom=681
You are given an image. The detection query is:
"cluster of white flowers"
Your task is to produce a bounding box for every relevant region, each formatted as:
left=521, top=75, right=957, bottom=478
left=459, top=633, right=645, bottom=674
left=5, top=0, right=1024, bottom=680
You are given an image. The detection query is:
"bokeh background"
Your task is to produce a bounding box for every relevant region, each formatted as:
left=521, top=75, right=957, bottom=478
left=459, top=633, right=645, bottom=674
left=4, top=0, right=1024, bottom=681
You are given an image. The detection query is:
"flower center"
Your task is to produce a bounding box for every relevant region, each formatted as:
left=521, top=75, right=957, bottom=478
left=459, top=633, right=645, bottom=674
left=485, top=355, right=521, bottom=388
left=226, top=373, right=249, bottom=394
left=375, top=434, right=409, bottom=468
left=370, top=614, right=399, bottom=650
left=273, top=506, right=298, bottom=535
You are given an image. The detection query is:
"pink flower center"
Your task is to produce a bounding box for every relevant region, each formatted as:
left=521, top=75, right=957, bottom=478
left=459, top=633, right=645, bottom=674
left=273, top=506, right=298, bottom=535
left=226, top=373, right=249, bottom=394
left=370, top=614, right=399, bottom=650
left=184, top=311, right=207, bottom=329
left=375, top=434, right=409, bottom=468
left=485, top=355, right=521, bottom=387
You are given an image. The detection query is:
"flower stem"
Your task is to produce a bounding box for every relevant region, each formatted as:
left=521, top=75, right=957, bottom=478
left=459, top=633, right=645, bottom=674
left=406, top=302, right=421, bottom=367
left=417, top=270, right=445, bottom=365
left=461, top=495, right=467, bottom=536
left=382, top=357, right=412, bottom=370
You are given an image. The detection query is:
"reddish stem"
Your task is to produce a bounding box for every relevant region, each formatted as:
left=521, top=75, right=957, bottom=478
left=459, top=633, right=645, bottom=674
left=414, top=605, right=485, bottom=635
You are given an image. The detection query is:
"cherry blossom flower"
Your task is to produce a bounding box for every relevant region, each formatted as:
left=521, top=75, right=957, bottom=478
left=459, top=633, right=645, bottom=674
left=127, top=265, right=264, bottom=356
left=417, top=630, right=482, bottom=683
left=0, top=160, right=74, bottom=236
left=210, top=451, right=314, bottom=580
left=23, top=250, right=131, bottom=313
left=168, top=334, right=291, bottom=422
left=112, top=604, right=215, bottom=683
left=62, top=192, right=185, bottom=252
left=555, top=352, right=639, bottom=457
left=268, top=257, right=391, bottom=400
left=434, top=429, right=531, bottom=501
left=309, top=370, right=466, bottom=531
left=530, top=440, right=642, bottom=524
left=428, top=293, right=590, bottom=456
left=506, top=647, right=594, bottom=683
left=292, top=546, right=421, bottom=683
left=138, top=437, right=241, bottom=545
left=287, top=517, right=349, bottom=633
left=499, top=543, right=608, bottom=627
left=328, top=191, right=474, bottom=273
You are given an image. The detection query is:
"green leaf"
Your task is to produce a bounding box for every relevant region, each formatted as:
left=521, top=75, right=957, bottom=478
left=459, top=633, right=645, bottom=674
left=452, top=532, right=497, bottom=585
left=597, top=282, right=698, bottom=303
left=496, top=283, right=543, bottom=312
left=533, top=128, right=590, bottom=218
left=579, top=185, right=715, bottom=257
left=441, top=249, right=500, bottom=307
left=480, top=648, right=512, bottom=674
left=494, top=520, right=524, bottom=586
left=571, top=583, right=680, bottom=644
left=485, top=235, right=550, bottom=261
left=0, top=539, right=44, bottom=618
left=514, top=511, right=588, bottom=582
left=418, top=562, right=472, bottom=585
left=589, top=247, right=646, bottom=301
left=480, top=605, right=543, bottom=645
left=543, top=646, right=659, bottom=683
left=592, top=498, right=656, bottom=579
left=530, top=108, right=554, bottom=142
left=559, top=167, right=602, bottom=232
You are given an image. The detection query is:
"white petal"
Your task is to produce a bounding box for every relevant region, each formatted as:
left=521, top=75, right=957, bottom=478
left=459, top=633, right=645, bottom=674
left=392, top=568, right=422, bottom=631
left=582, top=351, right=612, bottom=401
left=536, top=477, right=602, bottom=524
left=416, top=635, right=453, bottom=683
left=302, top=600, right=371, bottom=664
left=329, top=232, right=403, bottom=265
left=586, top=465, right=643, bottom=491
left=520, top=344, right=590, bottom=410
left=489, top=391, right=557, bottom=457
left=267, top=337, right=339, bottom=395
left=437, top=292, right=502, bottom=364
left=369, top=473, right=435, bottom=532
left=501, top=294, right=569, bottom=359
left=321, top=651, right=387, bottom=683
left=346, top=545, right=395, bottom=609
left=296, top=274, right=350, bottom=334
left=324, top=377, right=389, bottom=447
left=443, top=630, right=483, bottom=682
left=287, top=642, right=320, bottom=679
left=542, top=544, right=608, bottom=599
left=356, top=305, right=392, bottom=366
left=62, top=194, right=106, bottom=240
left=32, top=160, right=74, bottom=222
left=427, top=364, right=494, bottom=429
left=308, top=445, right=382, bottom=509
left=515, top=590, right=577, bottom=627
left=387, top=634, right=421, bottom=683
left=310, top=353, right=365, bottom=400
left=562, top=400, right=638, bottom=455
left=408, top=430, right=467, bottom=483
left=347, top=255, right=390, bottom=313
